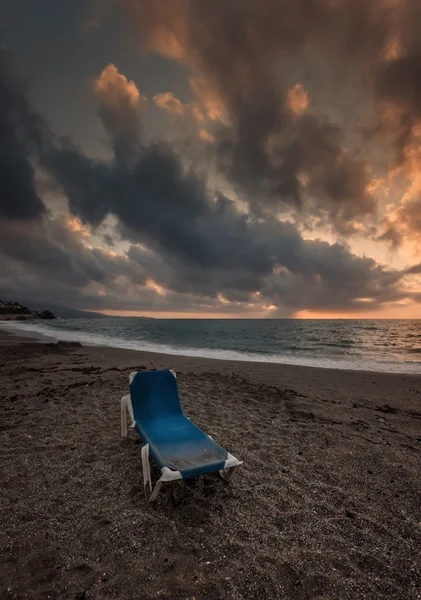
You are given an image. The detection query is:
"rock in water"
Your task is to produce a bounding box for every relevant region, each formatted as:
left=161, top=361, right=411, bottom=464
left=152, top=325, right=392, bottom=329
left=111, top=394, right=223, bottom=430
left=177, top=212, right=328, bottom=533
left=37, top=310, right=57, bottom=320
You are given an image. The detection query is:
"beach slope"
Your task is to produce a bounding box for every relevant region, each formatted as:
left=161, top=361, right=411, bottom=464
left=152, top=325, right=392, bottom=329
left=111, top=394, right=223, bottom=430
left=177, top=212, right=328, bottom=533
left=0, top=331, right=420, bottom=599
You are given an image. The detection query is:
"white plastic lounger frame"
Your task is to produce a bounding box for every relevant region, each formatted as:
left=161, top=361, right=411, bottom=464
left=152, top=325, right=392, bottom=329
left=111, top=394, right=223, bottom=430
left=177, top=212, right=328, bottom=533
left=120, top=370, right=243, bottom=502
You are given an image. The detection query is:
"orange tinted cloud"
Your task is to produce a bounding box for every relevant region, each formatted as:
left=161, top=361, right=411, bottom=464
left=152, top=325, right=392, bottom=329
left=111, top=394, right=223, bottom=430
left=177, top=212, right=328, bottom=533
left=287, top=84, right=309, bottom=116
left=93, top=64, right=147, bottom=152
left=199, top=129, right=215, bottom=143
left=383, top=36, right=402, bottom=61
left=124, top=0, right=190, bottom=60
left=154, top=91, right=184, bottom=115
left=189, top=75, right=227, bottom=122
left=148, top=27, right=187, bottom=60
left=153, top=91, right=203, bottom=120
left=94, top=63, right=145, bottom=111
left=65, top=215, right=90, bottom=238
left=146, top=277, right=167, bottom=296
left=376, top=100, right=421, bottom=247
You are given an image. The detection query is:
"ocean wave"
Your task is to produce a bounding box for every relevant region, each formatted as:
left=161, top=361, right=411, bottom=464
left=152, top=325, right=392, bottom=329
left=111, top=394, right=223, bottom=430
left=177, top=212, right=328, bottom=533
left=1, top=320, right=420, bottom=374
left=323, top=340, right=356, bottom=348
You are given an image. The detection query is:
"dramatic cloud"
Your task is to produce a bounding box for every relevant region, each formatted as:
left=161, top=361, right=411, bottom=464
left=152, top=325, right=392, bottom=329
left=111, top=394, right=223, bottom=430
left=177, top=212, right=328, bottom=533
left=93, top=63, right=147, bottom=157
left=380, top=197, right=421, bottom=248
left=0, top=208, right=411, bottom=316
left=20, top=62, right=413, bottom=314
left=122, top=0, right=393, bottom=234
left=1, top=2, right=420, bottom=316
left=0, top=50, right=47, bottom=221
left=406, top=262, right=421, bottom=276
left=287, top=84, right=309, bottom=117
left=376, top=0, right=421, bottom=162
left=153, top=91, right=203, bottom=121
left=0, top=212, right=151, bottom=290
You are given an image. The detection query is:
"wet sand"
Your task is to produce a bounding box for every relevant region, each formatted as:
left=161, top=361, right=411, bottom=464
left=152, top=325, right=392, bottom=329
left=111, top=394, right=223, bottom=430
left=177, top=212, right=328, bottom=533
left=0, top=329, right=420, bottom=599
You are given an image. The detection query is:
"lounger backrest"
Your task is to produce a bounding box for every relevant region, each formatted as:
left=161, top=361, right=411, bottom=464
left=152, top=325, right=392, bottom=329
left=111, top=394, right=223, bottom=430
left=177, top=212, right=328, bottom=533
left=130, top=370, right=183, bottom=424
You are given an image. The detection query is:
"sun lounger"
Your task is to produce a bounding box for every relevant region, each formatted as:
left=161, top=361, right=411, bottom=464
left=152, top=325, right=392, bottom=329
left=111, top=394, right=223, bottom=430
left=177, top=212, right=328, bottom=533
left=121, top=369, right=242, bottom=501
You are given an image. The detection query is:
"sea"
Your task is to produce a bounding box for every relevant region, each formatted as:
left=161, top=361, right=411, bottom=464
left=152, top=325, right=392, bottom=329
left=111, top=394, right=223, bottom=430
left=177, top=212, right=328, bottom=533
left=2, top=317, right=421, bottom=375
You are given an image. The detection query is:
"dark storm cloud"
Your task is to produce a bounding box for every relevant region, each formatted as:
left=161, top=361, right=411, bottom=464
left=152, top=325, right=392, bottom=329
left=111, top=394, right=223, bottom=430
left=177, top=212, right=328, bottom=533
left=379, top=55, right=421, bottom=121
left=127, top=230, right=407, bottom=313
left=122, top=0, right=421, bottom=241
left=0, top=209, right=408, bottom=315
left=93, top=63, right=146, bottom=158
left=0, top=218, right=120, bottom=288
left=45, top=142, right=111, bottom=226
left=124, top=0, right=402, bottom=233
left=0, top=214, right=153, bottom=311
left=0, top=49, right=46, bottom=220
left=376, top=51, right=421, bottom=165
left=376, top=1, right=421, bottom=127
left=102, top=233, right=115, bottom=247
left=39, top=70, right=408, bottom=314
left=47, top=140, right=275, bottom=278
left=378, top=197, right=421, bottom=248
left=205, top=14, right=378, bottom=233
left=0, top=37, right=418, bottom=314
left=402, top=199, right=421, bottom=234
left=406, top=262, right=421, bottom=276
left=218, top=113, right=376, bottom=234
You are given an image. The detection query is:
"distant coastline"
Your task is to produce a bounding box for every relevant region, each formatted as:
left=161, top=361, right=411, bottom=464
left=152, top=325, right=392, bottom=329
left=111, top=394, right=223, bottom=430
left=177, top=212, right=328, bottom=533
left=0, top=300, right=56, bottom=321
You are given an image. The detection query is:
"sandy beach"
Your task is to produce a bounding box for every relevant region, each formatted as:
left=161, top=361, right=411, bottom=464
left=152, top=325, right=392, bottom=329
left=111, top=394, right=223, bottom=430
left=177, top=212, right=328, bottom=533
left=0, top=329, right=420, bottom=600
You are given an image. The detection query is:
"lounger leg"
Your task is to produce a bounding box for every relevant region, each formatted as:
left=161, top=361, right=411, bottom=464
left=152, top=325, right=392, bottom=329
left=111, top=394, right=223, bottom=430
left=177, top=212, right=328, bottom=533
left=121, top=397, right=128, bottom=438
left=149, top=480, right=163, bottom=502
left=121, top=394, right=135, bottom=438
left=141, top=444, right=152, bottom=497
left=220, top=464, right=241, bottom=482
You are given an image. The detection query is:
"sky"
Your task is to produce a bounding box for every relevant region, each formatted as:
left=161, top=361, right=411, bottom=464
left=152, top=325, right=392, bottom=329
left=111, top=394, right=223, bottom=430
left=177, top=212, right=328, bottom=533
left=0, top=0, right=420, bottom=318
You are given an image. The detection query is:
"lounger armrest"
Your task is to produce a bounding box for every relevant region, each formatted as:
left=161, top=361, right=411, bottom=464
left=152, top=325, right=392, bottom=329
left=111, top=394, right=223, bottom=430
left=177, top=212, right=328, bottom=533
left=121, top=394, right=135, bottom=437
left=224, top=452, right=243, bottom=469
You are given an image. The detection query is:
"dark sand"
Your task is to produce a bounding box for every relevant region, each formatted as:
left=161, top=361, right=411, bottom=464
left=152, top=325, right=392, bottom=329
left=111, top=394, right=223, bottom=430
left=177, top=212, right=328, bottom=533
left=0, top=329, right=420, bottom=600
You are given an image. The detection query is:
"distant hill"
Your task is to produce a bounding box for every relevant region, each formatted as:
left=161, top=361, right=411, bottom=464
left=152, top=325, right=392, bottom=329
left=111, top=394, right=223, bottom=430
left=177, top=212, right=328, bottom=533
left=0, top=300, right=56, bottom=320
left=24, top=301, right=108, bottom=319
left=0, top=296, right=108, bottom=319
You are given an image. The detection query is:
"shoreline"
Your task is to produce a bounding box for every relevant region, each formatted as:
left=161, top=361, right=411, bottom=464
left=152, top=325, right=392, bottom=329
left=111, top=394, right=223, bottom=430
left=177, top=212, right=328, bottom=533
left=1, top=320, right=420, bottom=377
left=1, top=326, right=420, bottom=385
left=0, top=327, right=419, bottom=415
left=0, top=331, right=420, bottom=599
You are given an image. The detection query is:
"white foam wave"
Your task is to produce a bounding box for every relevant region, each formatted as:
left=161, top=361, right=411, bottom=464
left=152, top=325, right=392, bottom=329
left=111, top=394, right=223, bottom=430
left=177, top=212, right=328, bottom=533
left=1, top=320, right=420, bottom=374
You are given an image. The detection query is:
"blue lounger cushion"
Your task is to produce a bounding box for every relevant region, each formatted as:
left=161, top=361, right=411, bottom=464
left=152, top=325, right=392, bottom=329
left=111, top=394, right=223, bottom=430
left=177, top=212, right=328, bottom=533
left=130, top=370, right=228, bottom=478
